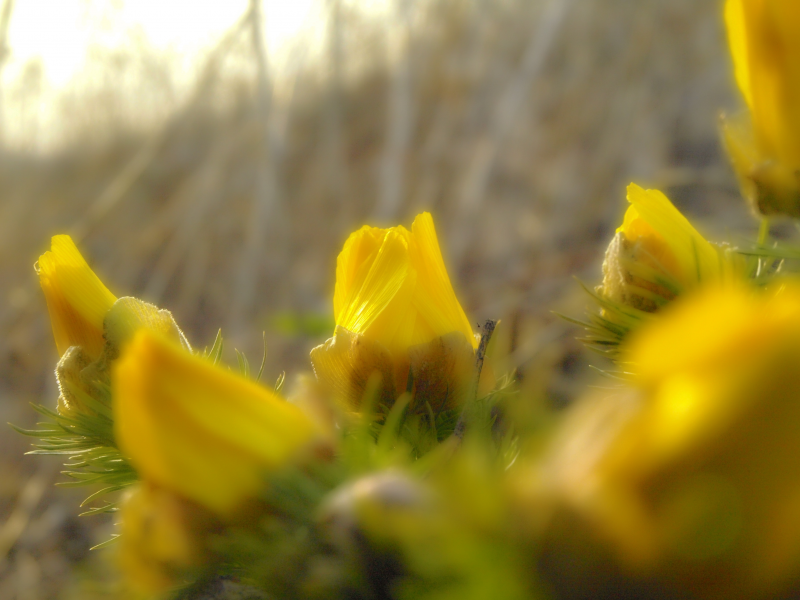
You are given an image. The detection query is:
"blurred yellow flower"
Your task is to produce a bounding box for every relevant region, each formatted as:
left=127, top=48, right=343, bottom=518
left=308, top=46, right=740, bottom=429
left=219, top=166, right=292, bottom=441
left=723, top=0, right=800, bottom=217
left=118, top=482, right=214, bottom=593
left=37, top=235, right=117, bottom=359
left=600, top=184, right=734, bottom=312
left=621, top=282, right=800, bottom=476
left=537, top=283, right=800, bottom=599
left=312, top=213, right=481, bottom=413
left=114, top=330, right=322, bottom=519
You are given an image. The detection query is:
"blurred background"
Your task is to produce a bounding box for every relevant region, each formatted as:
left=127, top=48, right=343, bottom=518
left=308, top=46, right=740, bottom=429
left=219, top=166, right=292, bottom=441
left=0, top=0, right=757, bottom=597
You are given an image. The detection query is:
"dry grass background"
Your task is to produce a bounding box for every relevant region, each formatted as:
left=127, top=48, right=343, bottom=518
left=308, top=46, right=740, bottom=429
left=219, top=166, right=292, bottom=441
left=0, top=0, right=758, bottom=597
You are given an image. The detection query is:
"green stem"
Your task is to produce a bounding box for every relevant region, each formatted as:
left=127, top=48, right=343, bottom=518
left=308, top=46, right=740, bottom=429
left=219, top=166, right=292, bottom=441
left=758, top=217, right=770, bottom=246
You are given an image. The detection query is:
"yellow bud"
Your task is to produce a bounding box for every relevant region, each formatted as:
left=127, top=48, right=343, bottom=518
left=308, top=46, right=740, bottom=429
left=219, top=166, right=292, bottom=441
left=114, top=330, right=322, bottom=519
left=37, top=235, right=117, bottom=359
left=312, top=213, right=478, bottom=411
left=723, top=0, right=800, bottom=217
left=118, top=482, right=215, bottom=593
left=600, top=184, right=737, bottom=312
left=538, top=283, right=800, bottom=599
left=333, top=212, right=475, bottom=356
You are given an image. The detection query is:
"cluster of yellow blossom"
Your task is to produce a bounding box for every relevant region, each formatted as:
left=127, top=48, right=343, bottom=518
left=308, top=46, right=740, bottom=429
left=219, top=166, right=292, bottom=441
left=25, top=2, right=800, bottom=598
left=557, top=6, right=800, bottom=594
left=35, top=211, right=480, bottom=592
left=36, top=236, right=331, bottom=590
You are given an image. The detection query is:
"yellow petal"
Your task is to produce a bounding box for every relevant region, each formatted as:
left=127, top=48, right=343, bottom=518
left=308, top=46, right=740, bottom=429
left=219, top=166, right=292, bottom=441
left=323, top=213, right=477, bottom=410
left=336, top=228, right=416, bottom=355
left=726, top=0, right=753, bottom=110
left=333, top=225, right=386, bottom=323
left=37, top=235, right=117, bottom=359
left=408, top=213, right=477, bottom=349
left=114, top=330, right=320, bottom=518
left=756, top=2, right=800, bottom=167
left=620, top=282, right=800, bottom=471
left=727, top=0, right=800, bottom=168
left=720, top=112, right=759, bottom=199
left=627, top=282, right=800, bottom=387
left=622, top=184, right=722, bottom=286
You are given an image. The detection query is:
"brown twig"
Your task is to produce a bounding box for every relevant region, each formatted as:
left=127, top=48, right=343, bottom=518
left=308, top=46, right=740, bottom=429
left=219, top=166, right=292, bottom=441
left=229, top=0, right=286, bottom=335
left=453, top=319, right=497, bottom=439
left=375, top=0, right=415, bottom=222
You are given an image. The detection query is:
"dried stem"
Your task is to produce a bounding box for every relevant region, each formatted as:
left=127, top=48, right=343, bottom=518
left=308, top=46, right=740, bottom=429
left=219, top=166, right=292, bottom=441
left=449, top=0, right=573, bottom=263
left=229, top=0, right=287, bottom=335
left=0, top=0, right=15, bottom=144
left=375, top=0, right=415, bottom=222
left=453, top=319, right=497, bottom=439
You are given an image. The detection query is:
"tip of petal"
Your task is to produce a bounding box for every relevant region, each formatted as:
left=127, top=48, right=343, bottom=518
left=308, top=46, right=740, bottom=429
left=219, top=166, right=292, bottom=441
left=331, top=212, right=476, bottom=356
left=38, top=235, right=117, bottom=358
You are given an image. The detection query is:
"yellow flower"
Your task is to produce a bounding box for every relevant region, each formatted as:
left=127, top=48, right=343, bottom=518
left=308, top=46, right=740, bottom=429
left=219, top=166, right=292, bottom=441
left=114, top=330, right=322, bottom=519
left=534, top=283, right=800, bottom=599
left=311, top=212, right=479, bottom=412
left=333, top=212, right=475, bottom=356
left=37, top=235, right=117, bottom=359
left=600, top=184, right=734, bottom=312
left=118, top=482, right=214, bottom=593
left=723, top=0, right=800, bottom=217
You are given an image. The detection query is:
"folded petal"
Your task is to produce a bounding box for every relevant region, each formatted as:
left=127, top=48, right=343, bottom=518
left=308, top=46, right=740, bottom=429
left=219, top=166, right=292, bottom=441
left=409, top=213, right=477, bottom=349
left=334, top=225, right=386, bottom=323
left=623, top=184, right=721, bottom=286
left=337, top=228, right=416, bottom=355
left=115, top=331, right=320, bottom=518
left=37, top=235, right=117, bottom=359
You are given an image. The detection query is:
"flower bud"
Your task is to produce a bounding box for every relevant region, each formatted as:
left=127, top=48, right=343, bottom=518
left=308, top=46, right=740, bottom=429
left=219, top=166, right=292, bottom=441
left=600, top=184, right=737, bottom=313
left=37, top=235, right=117, bottom=359
left=311, top=213, right=479, bottom=413
left=114, top=330, right=324, bottom=519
